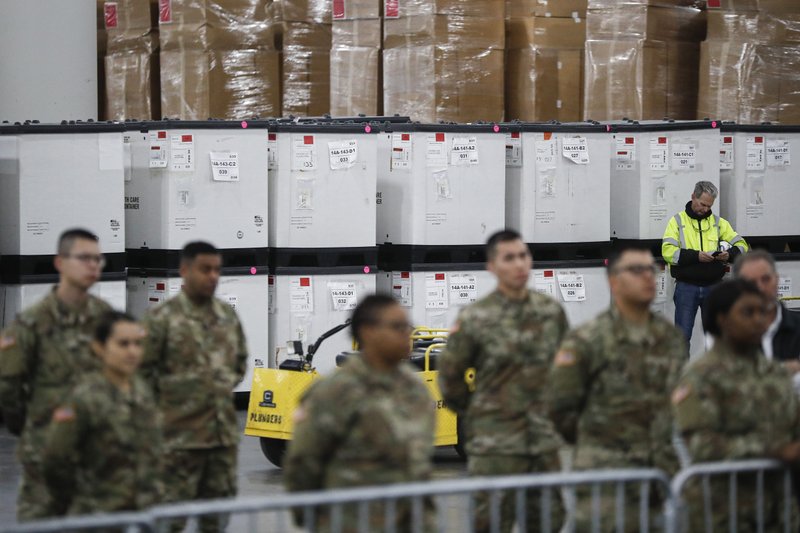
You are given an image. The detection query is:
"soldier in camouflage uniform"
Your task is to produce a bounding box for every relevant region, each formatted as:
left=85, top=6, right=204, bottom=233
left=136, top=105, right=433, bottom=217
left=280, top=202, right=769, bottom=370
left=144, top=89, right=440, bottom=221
left=547, top=244, right=687, bottom=531
left=43, top=311, right=163, bottom=516
left=284, top=295, right=435, bottom=533
left=673, top=279, right=800, bottom=531
left=438, top=230, right=568, bottom=533
left=141, top=241, right=247, bottom=533
left=0, top=229, right=112, bottom=521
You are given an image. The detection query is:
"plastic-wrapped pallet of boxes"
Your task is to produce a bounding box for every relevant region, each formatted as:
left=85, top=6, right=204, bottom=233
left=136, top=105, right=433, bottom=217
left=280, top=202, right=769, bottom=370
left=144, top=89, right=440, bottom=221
left=99, top=0, right=160, bottom=120
left=282, top=0, right=332, bottom=116
left=504, top=0, right=587, bottom=121
left=383, top=0, right=505, bottom=122
left=330, top=0, right=382, bottom=116
left=698, top=1, right=800, bottom=123
left=583, top=0, right=706, bottom=120
left=158, top=0, right=280, bottom=119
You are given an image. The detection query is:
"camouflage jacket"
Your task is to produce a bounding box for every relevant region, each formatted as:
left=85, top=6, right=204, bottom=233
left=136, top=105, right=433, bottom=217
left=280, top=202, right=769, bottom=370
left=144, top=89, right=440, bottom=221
left=141, top=291, right=247, bottom=450
left=0, top=288, right=111, bottom=460
left=673, top=342, right=800, bottom=462
left=547, top=306, right=687, bottom=472
left=42, top=373, right=163, bottom=515
left=438, top=289, right=569, bottom=456
left=284, top=354, right=435, bottom=492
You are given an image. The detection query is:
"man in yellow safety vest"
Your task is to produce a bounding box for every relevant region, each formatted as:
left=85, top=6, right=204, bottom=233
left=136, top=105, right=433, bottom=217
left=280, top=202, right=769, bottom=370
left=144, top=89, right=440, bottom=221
left=662, top=181, right=748, bottom=353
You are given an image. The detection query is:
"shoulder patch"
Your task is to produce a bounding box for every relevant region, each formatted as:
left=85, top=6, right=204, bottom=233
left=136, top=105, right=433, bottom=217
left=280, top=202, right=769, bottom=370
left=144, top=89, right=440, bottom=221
left=671, top=384, right=692, bottom=405
left=0, top=334, right=16, bottom=350
left=52, top=406, right=76, bottom=423
left=554, top=350, right=576, bottom=367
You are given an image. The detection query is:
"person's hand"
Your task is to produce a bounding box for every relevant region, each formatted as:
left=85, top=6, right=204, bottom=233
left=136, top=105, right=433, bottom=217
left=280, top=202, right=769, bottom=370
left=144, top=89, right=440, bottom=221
left=698, top=252, right=715, bottom=263
left=714, top=252, right=730, bottom=263
left=784, top=360, right=800, bottom=375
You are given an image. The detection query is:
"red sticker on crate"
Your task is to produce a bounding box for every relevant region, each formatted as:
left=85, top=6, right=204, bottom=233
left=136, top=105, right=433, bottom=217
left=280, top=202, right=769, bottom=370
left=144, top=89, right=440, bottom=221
left=402, top=133, right=410, bottom=141
left=304, top=135, right=314, bottom=145
left=626, top=137, right=634, bottom=144
left=724, top=136, right=732, bottom=143
left=158, top=130, right=167, bottom=139
left=156, top=283, right=166, bottom=291
left=181, top=134, right=192, bottom=143
left=104, top=2, right=118, bottom=29
left=707, top=0, right=721, bottom=7
left=755, top=136, right=764, bottom=143
left=435, top=273, right=445, bottom=281
left=401, top=271, right=410, bottom=278
left=385, top=0, right=399, bottom=18
left=544, top=132, right=552, bottom=141
left=435, top=133, right=445, bottom=142
left=544, top=270, right=554, bottom=278
left=159, top=0, right=172, bottom=23
left=300, top=277, right=311, bottom=287
left=511, top=132, right=520, bottom=139
left=333, top=0, right=345, bottom=19
left=268, top=276, right=274, bottom=285
left=268, top=133, right=277, bottom=141
left=659, top=137, right=667, bottom=144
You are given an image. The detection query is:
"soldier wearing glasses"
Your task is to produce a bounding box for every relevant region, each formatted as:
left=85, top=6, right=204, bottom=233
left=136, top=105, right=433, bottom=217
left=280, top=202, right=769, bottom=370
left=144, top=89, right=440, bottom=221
left=547, top=243, right=687, bottom=530
left=0, top=228, right=112, bottom=520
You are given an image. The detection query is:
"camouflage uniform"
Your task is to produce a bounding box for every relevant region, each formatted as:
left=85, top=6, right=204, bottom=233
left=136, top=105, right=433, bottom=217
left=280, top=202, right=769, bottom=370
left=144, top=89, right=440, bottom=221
left=42, top=372, right=163, bottom=515
left=438, top=290, right=568, bottom=533
left=673, top=342, right=800, bottom=532
left=547, top=306, right=687, bottom=531
left=141, top=290, right=247, bottom=533
left=284, top=353, right=436, bottom=533
left=0, top=288, right=111, bottom=520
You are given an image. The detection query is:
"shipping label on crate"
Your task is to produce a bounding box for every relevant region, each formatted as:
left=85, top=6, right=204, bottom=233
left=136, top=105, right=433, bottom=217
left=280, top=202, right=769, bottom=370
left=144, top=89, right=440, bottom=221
left=290, top=276, right=314, bottom=313
left=104, top=2, right=118, bottom=29
left=219, top=293, right=239, bottom=311
left=384, top=0, right=399, bottom=18
left=149, top=131, right=167, bottom=168
left=292, top=135, right=317, bottom=171
left=649, top=137, right=669, bottom=171
left=536, top=137, right=557, bottom=170
left=746, top=136, right=766, bottom=171
left=451, top=136, right=479, bottom=166
left=557, top=270, right=586, bottom=302
left=426, top=133, right=448, bottom=168
left=425, top=273, right=449, bottom=309
left=656, top=270, right=667, bottom=303
left=449, top=274, right=478, bottom=306
left=505, top=133, right=522, bottom=167
left=720, top=136, right=734, bottom=170
left=562, top=136, right=589, bottom=164
left=766, top=139, right=791, bottom=167
left=615, top=136, right=636, bottom=170
left=267, top=133, right=277, bottom=170
left=533, top=270, right=557, bottom=297
left=268, top=276, right=275, bottom=314
left=159, top=0, right=172, bottom=23
left=672, top=142, right=697, bottom=171
left=170, top=134, right=194, bottom=171
left=210, top=152, right=239, bottom=181
left=391, top=133, right=412, bottom=170
left=328, top=139, right=358, bottom=170
left=122, top=134, right=133, bottom=181
left=328, top=281, right=358, bottom=311
left=779, top=277, right=793, bottom=298
left=392, top=272, right=413, bottom=307
left=332, top=0, right=346, bottom=19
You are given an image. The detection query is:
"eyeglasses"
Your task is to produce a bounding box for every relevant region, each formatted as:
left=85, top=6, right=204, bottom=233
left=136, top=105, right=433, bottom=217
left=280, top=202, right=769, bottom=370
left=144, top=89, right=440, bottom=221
left=62, top=253, right=106, bottom=268
left=614, top=264, right=659, bottom=277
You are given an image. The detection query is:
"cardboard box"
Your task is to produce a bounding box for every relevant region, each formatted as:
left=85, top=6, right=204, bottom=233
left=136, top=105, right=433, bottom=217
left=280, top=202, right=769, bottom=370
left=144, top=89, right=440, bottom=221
left=330, top=45, right=382, bottom=115
left=282, top=21, right=332, bottom=48
left=704, top=0, right=798, bottom=12
left=506, top=46, right=583, bottom=121
left=158, top=0, right=272, bottom=26
left=281, top=0, right=332, bottom=23
left=586, top=5, right=706, bottom=42
left=384, top=13, right=505, bottom=49
left=584, top=39, right=699, bottom=120
left=588, top=0, right=697, bottom=7
left=105, top=41, right=161, bottom=120
left=706, top=10, right=800, bottom=43
left=505, top=0, right=538, bottom=18
left=332, top=18, right=381, bottom=47
left=282, top=47, right=331, bottom=116
left=333, top=0, right=381, bottom=19
left=506, top=16, right=586, bottom=49
left=534, top=0, right=588, bottom=18
left=160, top=48, right=281, bottom=119
left=383, top=45, right=504, bottom=122
left=387, top=0, right=505, bottom=18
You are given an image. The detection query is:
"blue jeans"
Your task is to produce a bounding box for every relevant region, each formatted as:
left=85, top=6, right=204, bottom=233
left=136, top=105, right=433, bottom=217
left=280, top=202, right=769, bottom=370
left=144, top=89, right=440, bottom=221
left=674, top=281, right=712, bottom=352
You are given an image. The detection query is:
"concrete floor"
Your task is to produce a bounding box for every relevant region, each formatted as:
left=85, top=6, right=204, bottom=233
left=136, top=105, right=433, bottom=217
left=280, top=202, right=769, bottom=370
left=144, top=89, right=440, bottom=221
left=0, top=411, right=469, bottom=531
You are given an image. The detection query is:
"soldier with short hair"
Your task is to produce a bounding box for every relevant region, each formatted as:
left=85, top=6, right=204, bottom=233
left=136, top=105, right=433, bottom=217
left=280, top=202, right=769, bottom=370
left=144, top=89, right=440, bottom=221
left=43, top=311, right=162, bottom=516
left=0, top=228, right=112, bottom=520
left=547, top=243, right=687, bottom=530
left=141, top=241, right=248, bottom=533
left=284, top=294, right=435, bottom=532
left=438, top=229, right=568, bottom=533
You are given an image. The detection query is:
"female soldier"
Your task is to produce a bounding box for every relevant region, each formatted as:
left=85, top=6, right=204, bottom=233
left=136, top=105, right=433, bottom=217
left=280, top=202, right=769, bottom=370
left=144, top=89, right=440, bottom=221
left=43, top=311, right=163, bottom=516
left=673, top=279, right=800, bottom=531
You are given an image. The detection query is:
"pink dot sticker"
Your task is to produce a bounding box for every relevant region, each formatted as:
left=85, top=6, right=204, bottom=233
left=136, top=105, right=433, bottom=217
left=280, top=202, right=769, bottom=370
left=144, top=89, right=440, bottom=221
left=250, top=267, right=257, bottom=275
left=364, top=124, right=372, bottom=133
left=493, top=124, right=500, bottom=133
left=241, top=121, right=248, bottom=129
left=711, top=121, right=718, bottom=128
left=363, top=266, right=371, bottom=274
left=606, top=125, right=611, bottom=132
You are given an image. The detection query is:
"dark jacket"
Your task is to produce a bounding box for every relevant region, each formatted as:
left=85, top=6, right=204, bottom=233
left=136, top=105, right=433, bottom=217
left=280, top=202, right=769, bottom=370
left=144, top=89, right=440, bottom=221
left=773, top=303, right=800, bottom=362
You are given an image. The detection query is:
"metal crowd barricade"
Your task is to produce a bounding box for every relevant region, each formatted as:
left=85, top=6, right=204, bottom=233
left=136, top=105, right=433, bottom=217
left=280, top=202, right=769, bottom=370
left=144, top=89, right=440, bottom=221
left=2, top=510, right=155, bottom=533
left=670, top=459, right=793, bottom=533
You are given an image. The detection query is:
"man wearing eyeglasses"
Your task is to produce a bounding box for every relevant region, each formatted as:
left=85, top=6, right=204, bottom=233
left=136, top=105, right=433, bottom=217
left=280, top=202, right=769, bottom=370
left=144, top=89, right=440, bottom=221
left=0, top=228, right=112, bottom=521
left=547, top=243, right=687, bottom=530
